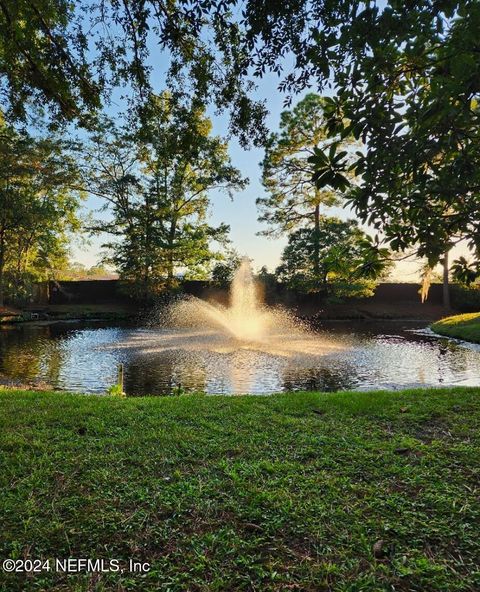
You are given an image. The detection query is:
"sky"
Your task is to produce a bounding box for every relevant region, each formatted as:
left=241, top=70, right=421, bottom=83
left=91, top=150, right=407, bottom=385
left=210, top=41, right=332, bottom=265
left=69, top=16, right=466, bottom=282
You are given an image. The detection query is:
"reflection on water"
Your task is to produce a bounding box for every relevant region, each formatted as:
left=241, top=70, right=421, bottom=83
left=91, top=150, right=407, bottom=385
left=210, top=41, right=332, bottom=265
left=0, top=320, right=479, bottom=395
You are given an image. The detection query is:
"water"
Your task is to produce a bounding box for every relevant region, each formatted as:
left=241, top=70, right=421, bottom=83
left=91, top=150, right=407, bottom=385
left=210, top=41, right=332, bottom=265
left=1, top=261, right=479, bottom=395
left=1, top=320, right=480, bottom=396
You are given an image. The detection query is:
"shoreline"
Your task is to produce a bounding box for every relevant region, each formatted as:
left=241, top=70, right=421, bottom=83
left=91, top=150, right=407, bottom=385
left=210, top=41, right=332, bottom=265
left=0, top=304, right=447, bottom=325
left=431, top=312, right=480, bottom=344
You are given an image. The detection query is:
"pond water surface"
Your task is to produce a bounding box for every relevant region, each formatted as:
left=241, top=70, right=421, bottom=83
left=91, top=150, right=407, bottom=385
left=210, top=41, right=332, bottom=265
left=1, top=320, right=479, bottom=395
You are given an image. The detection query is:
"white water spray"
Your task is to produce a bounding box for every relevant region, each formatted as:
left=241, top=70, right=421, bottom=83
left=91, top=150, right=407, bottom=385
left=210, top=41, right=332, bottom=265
left=159, top=258, right=341, bottom=356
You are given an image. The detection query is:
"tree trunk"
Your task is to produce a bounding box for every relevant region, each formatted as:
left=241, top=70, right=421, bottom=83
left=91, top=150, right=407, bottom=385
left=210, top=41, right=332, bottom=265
left=313, top=203, right=320, bottom=278
left=0, top=233, right=5, bottom=307
left=143, top=192, right=152, bottom=301
left=167, top=254, right=174, bottom=288
left=143, top=267, right=150, bottom=302
left=166, top=220, right=176, bottom=289
left=0, top=258, right=4, bottom=307
left=442, top=249, right=451, bottom=310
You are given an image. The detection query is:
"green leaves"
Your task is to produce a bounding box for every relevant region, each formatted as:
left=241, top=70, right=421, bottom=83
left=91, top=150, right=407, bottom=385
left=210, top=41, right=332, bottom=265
left=258, top=94, right=353, bottom=237
left=0, top=0, right=270, bottom=145
left=451, top=257, right=480, bottom=287
left=309, top=144, right=351, bottom=193
left=0, top=119, right=81, bottom=303
left=276, top=218, right=391, bottom=297
left=85, top=95, right=245, bottom=296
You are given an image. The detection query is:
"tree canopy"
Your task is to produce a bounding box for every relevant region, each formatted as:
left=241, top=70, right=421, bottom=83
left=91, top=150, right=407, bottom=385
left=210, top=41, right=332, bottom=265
left=2, top=0, right=480, bottom=297
left=257, top=93, right=357, bottom=278
left=257, top=94, right=345, bottom=235
left=85, top=95, right=246, bottom=297
left=0, top=0, right=267, bottom=144
left=276, top=217, right=391, bottom=298
left=246, top=0, right=480, bottom=275
left=0, top=115, right=81, bottom=304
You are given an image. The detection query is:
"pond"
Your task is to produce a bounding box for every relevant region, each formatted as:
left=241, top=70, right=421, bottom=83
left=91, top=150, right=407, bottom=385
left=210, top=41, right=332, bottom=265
left=0, top=319, right=479, bottom=395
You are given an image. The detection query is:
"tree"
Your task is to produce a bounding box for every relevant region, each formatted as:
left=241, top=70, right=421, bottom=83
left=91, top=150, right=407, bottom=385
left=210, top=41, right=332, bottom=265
left=4, top=1, right=479, bottom=290
left=276, top=218, right=391, bottom=298
left=0, top=116, right=80, bottom=305
left=256, top=265, right=277, bottom=292
left=211, top=250, right=241, bottom=288
left=243, top=1, right=480, bottom=304
left=0, top=0, right=267, bottom=144
left=86, top=96, right=246, bottom=297
left=0, top=0, right=101, bottom=123
left=257, top=93, right=354, bottom=277
left=328, top=3, right=480, bottom=266
left=138, top=94, right=246, bottom=287
left=58, top=262, right=115, bottom=281
left=80, top=119, right=146, bottom=292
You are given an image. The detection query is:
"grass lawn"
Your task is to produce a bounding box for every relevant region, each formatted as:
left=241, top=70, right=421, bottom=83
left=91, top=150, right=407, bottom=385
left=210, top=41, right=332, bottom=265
left=431, top=312, right=480, bottom=344
left=1, top=388, right=479, bottom=591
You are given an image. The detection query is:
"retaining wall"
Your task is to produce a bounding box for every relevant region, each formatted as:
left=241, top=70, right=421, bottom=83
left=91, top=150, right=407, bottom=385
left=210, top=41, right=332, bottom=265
left=41, top=279, right=444, bottom=306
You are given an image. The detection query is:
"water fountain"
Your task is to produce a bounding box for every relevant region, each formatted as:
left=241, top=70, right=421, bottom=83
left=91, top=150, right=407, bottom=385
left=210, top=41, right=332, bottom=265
left=146, top=258, right=342, bottom=357
left=168, top=259, right=296, bottom=341
left=104, top=258, right=344, bottom=394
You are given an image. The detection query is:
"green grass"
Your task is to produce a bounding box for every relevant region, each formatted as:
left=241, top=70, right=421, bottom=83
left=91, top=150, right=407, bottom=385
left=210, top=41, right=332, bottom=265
left=1, top=388, right=480, bottom=591
left=431, top=312, right=480, bottom=343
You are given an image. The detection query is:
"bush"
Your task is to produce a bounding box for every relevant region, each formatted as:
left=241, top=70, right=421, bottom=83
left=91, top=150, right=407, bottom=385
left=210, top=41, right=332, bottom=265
left=3, top=271, right=37, bottom=305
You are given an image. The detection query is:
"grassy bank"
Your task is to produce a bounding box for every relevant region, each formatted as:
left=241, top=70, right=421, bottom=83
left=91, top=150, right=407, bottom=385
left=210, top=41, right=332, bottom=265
left=1, top=388, right=479, bottom=591
left=431, top=312, right=480, bottom=343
